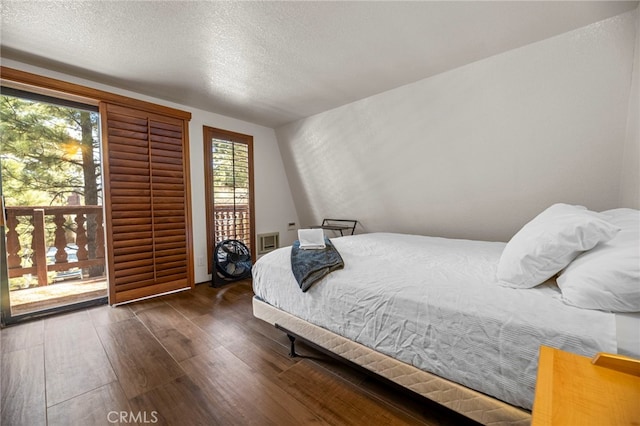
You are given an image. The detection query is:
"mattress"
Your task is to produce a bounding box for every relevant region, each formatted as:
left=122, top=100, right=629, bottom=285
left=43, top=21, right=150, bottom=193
left=252, top=233, right=621, bottom=410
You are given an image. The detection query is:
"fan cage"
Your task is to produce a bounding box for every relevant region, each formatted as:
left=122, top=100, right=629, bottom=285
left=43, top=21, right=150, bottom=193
left=213, top=239, right=252, bottom=284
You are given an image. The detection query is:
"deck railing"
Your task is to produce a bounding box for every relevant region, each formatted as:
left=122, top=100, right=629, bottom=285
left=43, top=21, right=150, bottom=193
left=5, top=206, right=106, bottom=287
left=6, top=204, right=249, bottom=287
left=214, top=204, right=251, bottom=249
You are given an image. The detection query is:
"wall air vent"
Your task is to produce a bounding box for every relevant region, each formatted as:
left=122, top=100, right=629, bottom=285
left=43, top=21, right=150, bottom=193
left=258, top=232, right=279, bottom=255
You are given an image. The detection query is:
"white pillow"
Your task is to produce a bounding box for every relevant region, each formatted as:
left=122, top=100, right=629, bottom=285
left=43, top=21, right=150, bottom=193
left=497, top=203, right=620, bottom=288
left=557, top=208, right=639, bottom=312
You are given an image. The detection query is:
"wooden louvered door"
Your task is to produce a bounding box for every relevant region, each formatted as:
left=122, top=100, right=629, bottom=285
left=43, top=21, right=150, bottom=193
left=101, top=103, right=193, bottom=304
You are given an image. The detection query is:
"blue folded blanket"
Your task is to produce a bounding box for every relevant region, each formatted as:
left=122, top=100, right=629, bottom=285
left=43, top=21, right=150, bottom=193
left=291, top=237, right=344, bottom=292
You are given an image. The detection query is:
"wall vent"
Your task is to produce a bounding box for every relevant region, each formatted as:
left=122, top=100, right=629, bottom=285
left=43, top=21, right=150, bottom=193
left=258, top=232, right=279, bottom=255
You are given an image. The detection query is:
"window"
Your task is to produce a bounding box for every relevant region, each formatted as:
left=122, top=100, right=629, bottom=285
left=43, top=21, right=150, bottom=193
left=0, top=66, right=194, bottom=310
left=204, top=126, right=255, bottom=272
left=0, top=86, right=106, bottom=318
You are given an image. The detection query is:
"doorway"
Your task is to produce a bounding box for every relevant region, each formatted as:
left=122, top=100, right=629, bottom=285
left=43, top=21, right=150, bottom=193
left=203, top=126, right=256, bottom=275
left=0, top=87, right=107, bottom=324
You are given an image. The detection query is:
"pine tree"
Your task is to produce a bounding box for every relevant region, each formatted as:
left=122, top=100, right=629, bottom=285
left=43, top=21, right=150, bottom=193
left=0, top=94, right=102, bottom=275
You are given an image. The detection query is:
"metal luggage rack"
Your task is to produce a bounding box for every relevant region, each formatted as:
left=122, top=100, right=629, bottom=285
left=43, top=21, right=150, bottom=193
left=310, top=219, right=358, bottom=236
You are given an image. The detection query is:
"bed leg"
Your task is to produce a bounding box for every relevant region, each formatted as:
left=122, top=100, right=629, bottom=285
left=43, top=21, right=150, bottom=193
left=287, top=334, right=297, bottom=357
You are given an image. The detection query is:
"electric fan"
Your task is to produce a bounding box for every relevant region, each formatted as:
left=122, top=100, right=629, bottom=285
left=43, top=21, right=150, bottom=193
left=212, top=239, right=252, bottom=287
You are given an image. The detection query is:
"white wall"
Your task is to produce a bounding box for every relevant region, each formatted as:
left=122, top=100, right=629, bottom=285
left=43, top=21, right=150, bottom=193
left=1, top=59, right=299, bottom=283
left=621, top=8, right=640, bottom=209
left=276, top=9, right=639, bottom=242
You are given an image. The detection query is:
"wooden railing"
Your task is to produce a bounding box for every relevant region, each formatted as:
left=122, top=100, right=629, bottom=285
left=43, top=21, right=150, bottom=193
left=214, top=204, right=251, bottom=249
left=5, top=206, right=106, bottom=286
left=6, top=205, right=249, bottom=287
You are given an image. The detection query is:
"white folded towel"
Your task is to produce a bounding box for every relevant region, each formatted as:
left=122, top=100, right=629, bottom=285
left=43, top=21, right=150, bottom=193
left=298, top=228, right=326, bottom=250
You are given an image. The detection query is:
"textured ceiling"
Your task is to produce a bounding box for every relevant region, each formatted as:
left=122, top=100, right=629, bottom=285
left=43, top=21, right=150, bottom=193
left=1, top=1, right=638, bottom=128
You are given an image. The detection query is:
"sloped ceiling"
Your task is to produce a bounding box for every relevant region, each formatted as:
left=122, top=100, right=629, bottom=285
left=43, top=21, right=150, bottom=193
left=1, top=1, right=638, bottom=128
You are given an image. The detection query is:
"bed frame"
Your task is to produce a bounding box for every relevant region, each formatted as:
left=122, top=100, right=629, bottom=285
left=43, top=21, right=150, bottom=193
left=253, top=297, right=531, bottom=426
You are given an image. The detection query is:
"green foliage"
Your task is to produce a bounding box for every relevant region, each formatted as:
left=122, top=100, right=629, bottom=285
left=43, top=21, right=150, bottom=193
left=8, top=272, right=58, bottom=290
left=212, top=139, right=249, bottom=189
left=0, top=95, right=100, bottom=207
left=0, top=94, right=102, bottom=267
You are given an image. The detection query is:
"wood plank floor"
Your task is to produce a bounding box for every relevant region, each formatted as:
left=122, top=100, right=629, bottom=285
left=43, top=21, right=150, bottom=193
left=1, top=280, right=478, bottom=426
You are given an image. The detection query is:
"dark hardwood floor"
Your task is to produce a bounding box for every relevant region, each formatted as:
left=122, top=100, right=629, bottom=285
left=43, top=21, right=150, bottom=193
left=1, top=280, right=476, bottom=426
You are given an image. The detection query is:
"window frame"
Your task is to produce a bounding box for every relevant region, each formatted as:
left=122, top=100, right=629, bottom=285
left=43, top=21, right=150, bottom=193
left=203, top=126, right=256, bottom=274
left=0, top=66, right=194, bottom=306
left=0, top=67, right=190, bottom=120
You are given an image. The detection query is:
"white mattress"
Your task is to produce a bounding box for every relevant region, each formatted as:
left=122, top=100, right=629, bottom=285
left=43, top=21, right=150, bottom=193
left=252, top=233, right=621, bottom=410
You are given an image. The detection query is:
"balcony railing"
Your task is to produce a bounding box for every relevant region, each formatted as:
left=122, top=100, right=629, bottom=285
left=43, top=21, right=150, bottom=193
left=5, top=206, right=106, bottom=287
left=214, top=204, right=251, bottom=249
left=6, top=205, right=248, bottom=289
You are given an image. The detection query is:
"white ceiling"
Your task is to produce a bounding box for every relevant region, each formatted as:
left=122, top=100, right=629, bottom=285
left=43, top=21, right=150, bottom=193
left=1, top=1, right=638, bottom=128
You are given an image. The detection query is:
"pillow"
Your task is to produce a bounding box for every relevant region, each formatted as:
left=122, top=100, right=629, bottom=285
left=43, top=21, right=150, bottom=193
left=557, top=208, right=639, bottom=312
left=497, top=203, right=620, bottom=288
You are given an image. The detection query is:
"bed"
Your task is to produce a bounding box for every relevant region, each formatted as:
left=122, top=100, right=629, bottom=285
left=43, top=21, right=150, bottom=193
left=251, top=206, right=640, bottom=425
